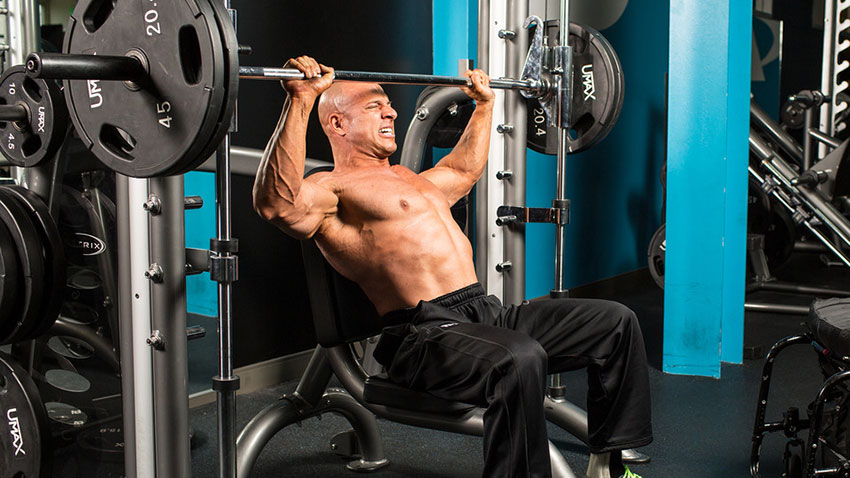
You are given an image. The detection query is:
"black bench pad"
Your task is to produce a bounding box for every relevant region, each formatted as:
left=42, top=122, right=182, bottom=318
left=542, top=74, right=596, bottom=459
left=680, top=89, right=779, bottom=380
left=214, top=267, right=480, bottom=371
left=363, top=374, right=476, bottom=414
left=808, top=298, right=850, bottom=358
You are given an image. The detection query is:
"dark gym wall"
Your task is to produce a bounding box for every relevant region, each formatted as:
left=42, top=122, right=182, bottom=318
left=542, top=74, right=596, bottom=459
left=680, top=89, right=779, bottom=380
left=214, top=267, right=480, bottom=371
left=227, top=1, right=433, bottom=367
left=229, top=0, right=431, bottom=159
left=772, top=1, right=824, bottom=110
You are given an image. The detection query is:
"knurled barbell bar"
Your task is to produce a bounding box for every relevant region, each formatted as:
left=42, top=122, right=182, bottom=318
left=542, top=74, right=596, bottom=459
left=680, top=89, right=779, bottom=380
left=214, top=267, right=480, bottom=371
left=26, top=52, right=549, bottom=94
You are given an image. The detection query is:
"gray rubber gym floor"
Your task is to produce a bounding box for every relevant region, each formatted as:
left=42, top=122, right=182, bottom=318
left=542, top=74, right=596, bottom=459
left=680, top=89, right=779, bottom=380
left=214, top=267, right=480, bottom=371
left=43, top=253, right=838, bottom=477
left=182, top=254, right=840, bottom=478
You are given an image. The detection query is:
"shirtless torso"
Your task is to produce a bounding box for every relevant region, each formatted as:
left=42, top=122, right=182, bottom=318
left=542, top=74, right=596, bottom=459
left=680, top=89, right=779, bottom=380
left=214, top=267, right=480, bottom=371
left=310, top=163, right=477, bottom=314
left=253, top=55, right=494, bottom=317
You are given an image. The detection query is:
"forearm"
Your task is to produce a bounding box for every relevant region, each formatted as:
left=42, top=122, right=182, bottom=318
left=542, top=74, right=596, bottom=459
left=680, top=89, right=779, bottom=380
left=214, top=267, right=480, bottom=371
left=253, top=94, right=315, bottom=217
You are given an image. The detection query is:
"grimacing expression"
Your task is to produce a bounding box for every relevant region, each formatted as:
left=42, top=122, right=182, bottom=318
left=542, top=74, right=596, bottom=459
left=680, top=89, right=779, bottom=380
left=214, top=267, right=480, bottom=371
left=326, top=83, right=399, bottom=158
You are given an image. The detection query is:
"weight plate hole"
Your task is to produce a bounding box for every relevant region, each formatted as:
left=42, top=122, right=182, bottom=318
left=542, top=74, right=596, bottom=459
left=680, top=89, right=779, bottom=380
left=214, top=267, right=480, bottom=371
left=572, top=113, right=595, bottom=135
left=82, top=0, right=115, bottom=34
left=179, top=25, right=203, bottom=85
left=22, top=135, right=42, bottom=157
left=22, top=77, right=42, bottom=103
left=99, top=124, right=136, bottom=160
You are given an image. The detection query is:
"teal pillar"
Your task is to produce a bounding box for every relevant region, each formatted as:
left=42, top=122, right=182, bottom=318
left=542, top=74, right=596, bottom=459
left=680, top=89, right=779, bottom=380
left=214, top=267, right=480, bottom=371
left=432, top=0, right=477, bottom=75
left=664, top=1, right=751, bottom=377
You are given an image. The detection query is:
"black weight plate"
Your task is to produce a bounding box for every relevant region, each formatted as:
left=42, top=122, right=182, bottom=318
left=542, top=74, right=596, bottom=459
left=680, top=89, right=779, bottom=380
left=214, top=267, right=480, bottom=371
left=0, top=220, right=20, bottom=329
left=171, top=0, right=238, bottom=176
left=0, top=187, right=47, bottom=344
left=647, top=223, right=665, bottom=289
left=63, top=0, right=230, bottom=177
left=0, top=352, right=52, bottom=477
left=4, top=186, right=66, bottom=340
left=566, top=23, right=624, bottom=153
left=527, top=22, right=625, bottom=155
left=0, top=66, right=69, bottom=167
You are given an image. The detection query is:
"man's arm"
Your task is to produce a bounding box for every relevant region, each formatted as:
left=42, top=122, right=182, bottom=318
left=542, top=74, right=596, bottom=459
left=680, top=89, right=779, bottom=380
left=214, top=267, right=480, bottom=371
left=420, top=69, right=495, bottom=205
left=253, top=56, right=338, bottom=240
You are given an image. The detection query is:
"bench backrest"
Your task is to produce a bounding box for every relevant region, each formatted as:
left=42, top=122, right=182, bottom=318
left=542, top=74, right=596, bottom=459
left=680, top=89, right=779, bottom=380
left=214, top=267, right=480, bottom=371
left=301, top=236, right=383, bottom=347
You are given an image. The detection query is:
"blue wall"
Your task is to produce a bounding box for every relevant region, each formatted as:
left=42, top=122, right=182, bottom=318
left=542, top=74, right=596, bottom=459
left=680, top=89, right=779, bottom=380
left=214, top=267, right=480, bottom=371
left=184, top=171, right=217, bottom=317
left=432, top=0, right=477, bottom=75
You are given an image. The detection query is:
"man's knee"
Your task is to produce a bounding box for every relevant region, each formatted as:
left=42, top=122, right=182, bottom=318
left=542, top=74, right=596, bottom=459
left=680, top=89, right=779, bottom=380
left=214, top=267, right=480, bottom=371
left=596, top=301, right=640, bottom=335
left=496, top=337, right=548, bottom=381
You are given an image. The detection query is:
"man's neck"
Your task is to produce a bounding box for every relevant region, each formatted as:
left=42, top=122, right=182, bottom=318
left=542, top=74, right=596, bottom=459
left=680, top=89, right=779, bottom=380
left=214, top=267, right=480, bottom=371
left=333, top=151, right=391, bottom=170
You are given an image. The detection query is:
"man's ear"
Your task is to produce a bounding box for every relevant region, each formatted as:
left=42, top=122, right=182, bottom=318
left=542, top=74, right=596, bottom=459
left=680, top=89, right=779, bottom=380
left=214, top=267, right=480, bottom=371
left=329, top=113, right=346, bottom=136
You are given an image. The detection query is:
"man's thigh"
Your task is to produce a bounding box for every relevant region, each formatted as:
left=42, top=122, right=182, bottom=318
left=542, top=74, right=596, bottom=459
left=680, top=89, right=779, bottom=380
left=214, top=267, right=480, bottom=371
left=499, top=298, right=638, bottom=372
left=385, top=321, right=545, bottom=406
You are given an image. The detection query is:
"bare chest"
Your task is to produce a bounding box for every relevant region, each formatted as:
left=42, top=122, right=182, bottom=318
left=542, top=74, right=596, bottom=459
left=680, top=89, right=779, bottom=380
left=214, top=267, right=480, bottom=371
left=332, top=168, right=446, bottom=221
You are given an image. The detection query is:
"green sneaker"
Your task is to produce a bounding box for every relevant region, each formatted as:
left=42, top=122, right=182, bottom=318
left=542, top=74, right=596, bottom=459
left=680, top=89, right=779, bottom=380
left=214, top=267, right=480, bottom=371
left=618, top=465, right=642, bottom=478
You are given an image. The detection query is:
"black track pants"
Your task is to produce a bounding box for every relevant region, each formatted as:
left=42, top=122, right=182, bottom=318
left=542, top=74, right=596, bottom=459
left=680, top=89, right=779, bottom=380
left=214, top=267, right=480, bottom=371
left=373, top=283, right=653, bottom=478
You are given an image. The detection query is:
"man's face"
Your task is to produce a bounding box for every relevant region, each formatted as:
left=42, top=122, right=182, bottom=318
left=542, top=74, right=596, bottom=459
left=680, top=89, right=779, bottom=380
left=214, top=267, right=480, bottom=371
left=338, top=83, right=398, bottom=158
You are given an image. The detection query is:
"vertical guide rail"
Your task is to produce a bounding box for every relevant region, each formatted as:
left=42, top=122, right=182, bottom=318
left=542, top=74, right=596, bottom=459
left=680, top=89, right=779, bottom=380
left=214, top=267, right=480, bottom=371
left=484, top=0, right=508, bottom=298
left=149, top=176, right=191, bottom=476
left=214, top=134, right=239, bottom=478
left=548, top=0, right=571, bottom=400
left=215, top=3, right=239, bottom=478
left=128, top=177, right=155, bottom=478
left=503, top=0, right=528, bottom=306
left=474, top=0, right=491, bottom=286
left=550, top=0, right=570, bottom=298
left=116, top=175, right=138, bottom=478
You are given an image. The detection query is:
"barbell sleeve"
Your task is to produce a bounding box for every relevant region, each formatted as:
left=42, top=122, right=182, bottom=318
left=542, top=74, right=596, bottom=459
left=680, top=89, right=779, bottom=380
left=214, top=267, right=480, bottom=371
left=0, top=104, right=28, bottom=122
left=26, top=52, right=540, bottom=93
left=26, top=52, right=147, bottom=82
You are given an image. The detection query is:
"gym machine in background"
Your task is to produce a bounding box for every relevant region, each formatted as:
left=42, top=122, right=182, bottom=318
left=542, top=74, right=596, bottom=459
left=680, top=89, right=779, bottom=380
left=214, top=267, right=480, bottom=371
left=647, top=90, right=850, bottom=315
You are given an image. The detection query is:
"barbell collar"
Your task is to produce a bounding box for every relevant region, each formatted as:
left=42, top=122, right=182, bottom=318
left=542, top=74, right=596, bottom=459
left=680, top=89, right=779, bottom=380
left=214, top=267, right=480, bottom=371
left=26, top=52, right=148, bottom=82
left=0, top=104, right=28, bottom=122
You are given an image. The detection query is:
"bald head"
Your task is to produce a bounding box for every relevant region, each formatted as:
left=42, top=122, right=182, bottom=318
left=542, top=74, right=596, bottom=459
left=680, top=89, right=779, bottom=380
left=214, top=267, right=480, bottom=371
left=317, top=82, right=388, bottom=136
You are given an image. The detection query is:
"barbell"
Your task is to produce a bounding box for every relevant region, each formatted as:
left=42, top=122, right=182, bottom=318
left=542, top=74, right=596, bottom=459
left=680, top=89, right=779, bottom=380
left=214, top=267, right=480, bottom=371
left=0, top=0, right=622, bottom=177
left=26, top=53, right=547, bottom=93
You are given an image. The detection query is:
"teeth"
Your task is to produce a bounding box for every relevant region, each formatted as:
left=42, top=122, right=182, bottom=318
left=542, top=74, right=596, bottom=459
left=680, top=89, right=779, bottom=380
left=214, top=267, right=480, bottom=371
left=379, top=128, right=392, bottom=134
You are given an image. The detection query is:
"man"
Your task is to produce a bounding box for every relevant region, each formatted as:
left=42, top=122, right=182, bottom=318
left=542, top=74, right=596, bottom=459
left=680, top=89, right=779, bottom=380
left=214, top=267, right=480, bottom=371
left=253, top=55, right=652, bottom=478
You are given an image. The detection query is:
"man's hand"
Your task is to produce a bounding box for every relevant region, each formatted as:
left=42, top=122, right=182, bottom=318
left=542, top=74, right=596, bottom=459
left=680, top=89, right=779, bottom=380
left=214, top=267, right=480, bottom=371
left=460, top=69, right=495, bottom=104
left=281, top=55, right=334, bottom=100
